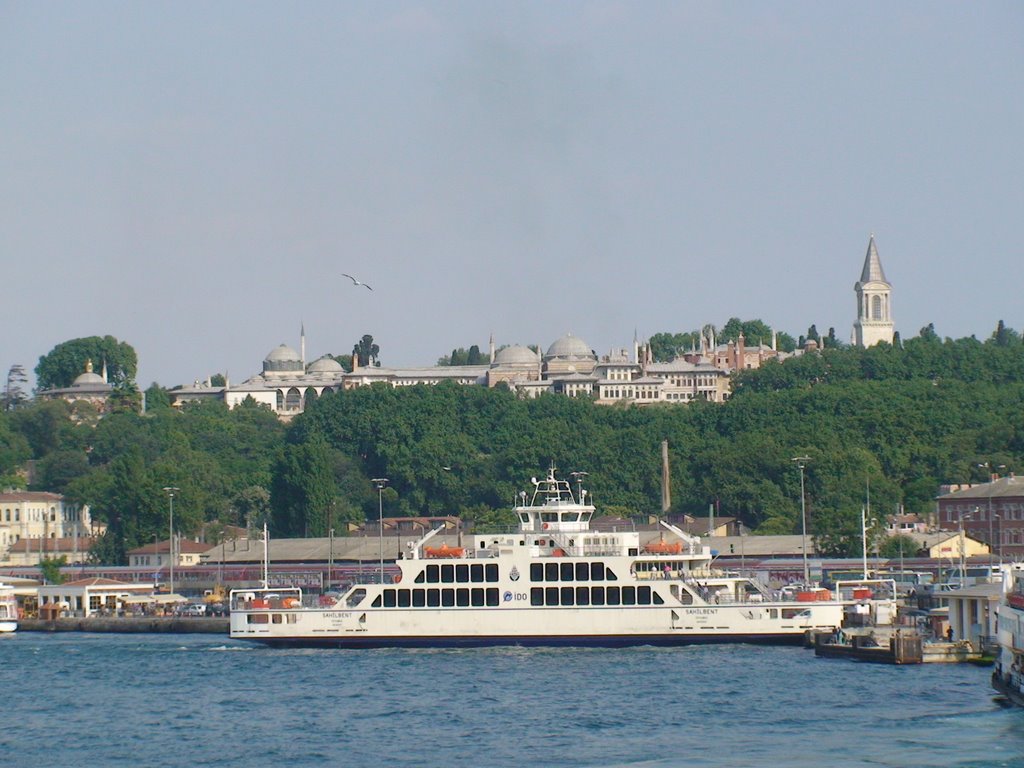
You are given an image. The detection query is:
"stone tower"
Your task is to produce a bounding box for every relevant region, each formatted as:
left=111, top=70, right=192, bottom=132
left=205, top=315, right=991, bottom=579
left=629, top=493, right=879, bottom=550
left=853, top=234, right=894, bottom=347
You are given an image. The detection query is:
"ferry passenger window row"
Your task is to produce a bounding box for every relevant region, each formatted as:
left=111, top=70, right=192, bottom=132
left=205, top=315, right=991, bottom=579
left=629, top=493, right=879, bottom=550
left=528, top=585, right=661, bottom=607
left=413, top=563, right=499, bottom=584
left=529, top=561, right=616, bottom=583
left=372, top=588, right=500, bottom=608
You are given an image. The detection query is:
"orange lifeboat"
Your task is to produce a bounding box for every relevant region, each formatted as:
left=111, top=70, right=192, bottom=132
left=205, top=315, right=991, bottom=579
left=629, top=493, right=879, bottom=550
left=643, top=541, right=682, bottom=555
left=424, top=544, right=465, bottom=558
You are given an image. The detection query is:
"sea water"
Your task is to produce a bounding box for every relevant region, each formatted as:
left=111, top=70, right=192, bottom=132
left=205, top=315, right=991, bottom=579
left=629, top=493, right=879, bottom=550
left=0, top=632, right=1020, bottom=768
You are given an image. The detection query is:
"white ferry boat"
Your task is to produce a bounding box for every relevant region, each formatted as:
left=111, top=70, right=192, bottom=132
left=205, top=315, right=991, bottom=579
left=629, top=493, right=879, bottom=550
left=992, top=564, right=1024, bottom=705
left=230, top=469, right=845, bottom=648
left=0, top=583, right=18, bottom=633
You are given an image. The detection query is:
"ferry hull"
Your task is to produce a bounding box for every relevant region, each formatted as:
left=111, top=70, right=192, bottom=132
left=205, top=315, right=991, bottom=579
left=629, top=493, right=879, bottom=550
left=252, top=632, right=815, bottom=650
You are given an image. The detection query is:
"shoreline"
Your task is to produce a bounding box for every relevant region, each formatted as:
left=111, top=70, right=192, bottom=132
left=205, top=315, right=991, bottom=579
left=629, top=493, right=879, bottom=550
left=18, top=617, right=229, bottom=634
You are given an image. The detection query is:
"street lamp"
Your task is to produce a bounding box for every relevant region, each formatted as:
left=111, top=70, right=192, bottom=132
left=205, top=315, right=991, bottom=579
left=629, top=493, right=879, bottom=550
left=792, top=456, right=812, bottom=586
left=162, top=486, right=179, bottom=596
left=372, top=478, right=389, bottom=582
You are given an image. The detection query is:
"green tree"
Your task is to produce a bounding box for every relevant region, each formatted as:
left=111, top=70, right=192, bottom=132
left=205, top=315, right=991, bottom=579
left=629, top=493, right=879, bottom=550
left=878, top=534, right=921, bottom=559
left=144, top=383, right=171, bottom=411
left=3, top=364, right=29, bottom=411
left=40, top=556, right=67, bottom=584
left=35, top=335, right=138, bottom=389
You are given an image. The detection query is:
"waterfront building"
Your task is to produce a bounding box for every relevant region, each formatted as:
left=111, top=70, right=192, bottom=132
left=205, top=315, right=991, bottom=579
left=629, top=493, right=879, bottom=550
left=2, top=536, right=95, bottom=566
left=936, top=475, right=1024, bottom=559
left=127, top=539, right=212, bottom=569
left=852, top=234, right=895, bottom=347
left=0, top=492, right=94, bottom=562
left=37, top=577, right=154, bottom=618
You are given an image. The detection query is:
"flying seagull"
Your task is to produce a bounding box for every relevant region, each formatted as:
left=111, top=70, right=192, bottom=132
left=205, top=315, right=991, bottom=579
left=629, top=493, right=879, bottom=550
left=342, top=273, right=373, bottom=291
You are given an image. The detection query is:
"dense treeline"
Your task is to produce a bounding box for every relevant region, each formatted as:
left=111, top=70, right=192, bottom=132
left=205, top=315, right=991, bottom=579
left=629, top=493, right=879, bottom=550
left=1, top=325, right=1022, bottom=563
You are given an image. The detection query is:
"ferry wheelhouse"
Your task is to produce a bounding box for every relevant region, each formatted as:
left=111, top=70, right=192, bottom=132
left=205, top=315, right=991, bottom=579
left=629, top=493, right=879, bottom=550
left=230, top=469, right=845, bottom=648
left=992, top=564, right=1024, bottom=705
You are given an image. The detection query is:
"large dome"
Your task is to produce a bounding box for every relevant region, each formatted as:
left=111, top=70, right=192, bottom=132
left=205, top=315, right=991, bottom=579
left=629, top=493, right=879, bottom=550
left=72, top=371, right=106, bottom=386
left=493, top=345, right=539, bottom=367
left=265, top=344, right=301, bottom=363
left=545, top=333, right=594, bottom=360
left=307, top=355, right=344, bottom=373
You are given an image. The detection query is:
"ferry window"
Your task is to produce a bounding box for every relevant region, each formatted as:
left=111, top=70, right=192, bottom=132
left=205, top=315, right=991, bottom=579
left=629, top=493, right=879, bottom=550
left=486, top=564, right=498, bottom=582
left=397, top=589, right=411, bottom=608
left=606, top=587, right=621, bottom=606
left=622, top=587, right=636, bottom=605
left=427, top=589, right=440, bottom=608
left=531, top=588, right=544, bottom=606
left=560, top=563, right=574, bottom=581
left=605, top=568, right=618, bottom=582
left=456, top=565, right=469, bottom=583
left=456, top=589, right=470, bottom=607
left=652, top=591, right=664, bottom=605
left=470, top=564, right=484, bottom=583
left=272, top=614, right=282, bottom=624
left=592, top=587, right=605, bottom=605
left=248, top=614, right=268, bottom=624
left=372, top=595, right=382, bottom=607
left=545, top=563, right=559, bottom=582
left=545, top=587, right=559, bottom=606
left=441, top=565, right=455, bottom=583
left=519, top=513, right=530, bottom=523
left=471, top=588, right=485, bottom=607
left=542, top=512, right=557, bottom=522
left=575, top=562, right=590, bottom=581
left=287, top=614, right=298, bottom=624
left=383, top=590, right=397, bottom=608
left=591, top=562, right=605, bottom=581
left=441, top=589, right=455, bottom=607
left=426, top=565, right=439, bottom=583
left=576, top=587, right=590, bottom=606
left=414, top=570, right=425, bottom=584
left=413, top=590, right=426, bottom=608
left=486, top=588, right=499, bottom=606
left=637, top=586, right=651, bottom=605
left=561, top=586, right=575, bottom=606
left=768, top=609, right=778, bottom=619
left=531, top=563, right=544, bottom=582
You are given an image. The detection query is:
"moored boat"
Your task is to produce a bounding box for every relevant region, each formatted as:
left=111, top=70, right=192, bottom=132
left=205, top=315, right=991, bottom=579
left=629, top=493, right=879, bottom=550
left=0, top=583, right=18, bottom=633
left=230, top=468, right=849, bottom=649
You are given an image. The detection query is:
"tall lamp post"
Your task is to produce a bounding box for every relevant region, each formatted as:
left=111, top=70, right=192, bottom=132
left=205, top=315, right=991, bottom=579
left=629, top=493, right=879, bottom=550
left=792, top=456, right=811, bottom=586
left=959, top=509, right=975, bottom=589
left=162, top=486, right=179, bottom=596
left=372, top=478, right=389, bottom=582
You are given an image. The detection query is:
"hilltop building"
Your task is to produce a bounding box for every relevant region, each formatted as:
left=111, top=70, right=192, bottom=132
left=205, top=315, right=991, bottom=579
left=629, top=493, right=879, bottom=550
left=852, top=234, right=895, bottom=347
left=36, top=359, right=114, bottom=413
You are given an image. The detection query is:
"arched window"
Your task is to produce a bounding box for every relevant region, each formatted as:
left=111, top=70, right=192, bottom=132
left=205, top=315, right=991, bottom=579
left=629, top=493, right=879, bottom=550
left=285, top=388, right=302, bottom=410
left=871, top=295, right=884, bottom=320
left=276, top=390, right=285, bottom=411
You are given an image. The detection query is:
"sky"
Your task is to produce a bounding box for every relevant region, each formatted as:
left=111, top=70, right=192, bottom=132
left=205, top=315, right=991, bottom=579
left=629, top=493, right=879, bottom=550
left=3, top=2, right=1022, bottom=390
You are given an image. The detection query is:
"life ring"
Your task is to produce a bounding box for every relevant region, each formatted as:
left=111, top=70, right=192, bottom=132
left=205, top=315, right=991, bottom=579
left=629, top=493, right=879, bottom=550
left=393, top=574, right=402, bottom=583
left=542, top=523, right=550, bottom=530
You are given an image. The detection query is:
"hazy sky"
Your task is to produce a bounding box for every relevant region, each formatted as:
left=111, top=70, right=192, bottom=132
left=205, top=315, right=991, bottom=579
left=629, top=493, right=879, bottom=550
left=3, top=2, right=1022, bottom=389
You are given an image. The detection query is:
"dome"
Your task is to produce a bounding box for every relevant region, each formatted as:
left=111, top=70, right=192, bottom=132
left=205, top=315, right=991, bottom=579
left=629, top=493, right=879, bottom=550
left=265, top=344, right=302, bottom=363
left=545, top=333, right=594, bottom=360
left=493, top=345, right=539, bottom=367
left=307, top=356, right=344, bottom=373
left=73, top=371, right=106, bottom=386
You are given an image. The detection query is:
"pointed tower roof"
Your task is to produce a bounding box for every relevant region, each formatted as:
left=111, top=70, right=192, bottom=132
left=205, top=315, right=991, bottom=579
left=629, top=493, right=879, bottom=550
left=859, top=234, right=888, bottom=284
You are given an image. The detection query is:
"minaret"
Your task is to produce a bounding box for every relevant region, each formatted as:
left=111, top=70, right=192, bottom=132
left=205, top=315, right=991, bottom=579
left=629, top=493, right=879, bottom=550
left=300, top=323, right=306, bottom=367
left=853, top=234, right=894, bottom=347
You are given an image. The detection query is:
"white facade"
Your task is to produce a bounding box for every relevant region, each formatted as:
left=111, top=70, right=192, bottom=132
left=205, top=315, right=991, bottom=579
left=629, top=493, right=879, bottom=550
left=0, top=493, right=92, bottom=560
left=853, top=235, right=895, bottom=347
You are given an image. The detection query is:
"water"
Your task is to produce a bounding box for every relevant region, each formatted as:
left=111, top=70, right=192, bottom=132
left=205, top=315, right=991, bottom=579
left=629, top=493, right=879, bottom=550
left=1, top=632, right=1020, bottom=768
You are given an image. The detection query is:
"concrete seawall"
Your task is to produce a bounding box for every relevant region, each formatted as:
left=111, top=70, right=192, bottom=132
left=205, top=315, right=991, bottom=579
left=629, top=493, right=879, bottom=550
left=19, top=617, right=229, bottom=634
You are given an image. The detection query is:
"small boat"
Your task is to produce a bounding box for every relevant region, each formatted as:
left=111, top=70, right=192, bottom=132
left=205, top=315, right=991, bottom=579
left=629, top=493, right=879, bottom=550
left=0, top=583, right=18, bottom=633
left=230, top=468, right=855, bottom=649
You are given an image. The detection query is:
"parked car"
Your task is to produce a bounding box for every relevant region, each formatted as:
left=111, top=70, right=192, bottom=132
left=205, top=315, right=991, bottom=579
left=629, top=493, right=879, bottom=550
left=178, top=603, right=207, bottom=616
left=207, top=603, right=228, bottom=617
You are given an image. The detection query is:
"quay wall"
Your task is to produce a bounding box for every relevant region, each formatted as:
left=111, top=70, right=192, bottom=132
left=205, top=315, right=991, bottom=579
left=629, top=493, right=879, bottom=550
left=19, top=617, right=229, bottom=634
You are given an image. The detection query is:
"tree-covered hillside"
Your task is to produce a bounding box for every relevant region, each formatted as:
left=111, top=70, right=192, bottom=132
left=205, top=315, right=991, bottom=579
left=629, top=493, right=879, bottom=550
left=1, top=324, right=1022, bottom=563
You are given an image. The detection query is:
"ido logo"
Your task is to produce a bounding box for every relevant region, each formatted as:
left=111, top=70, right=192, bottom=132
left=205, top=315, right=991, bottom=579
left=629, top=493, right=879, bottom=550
left=503, top=591, right=514, bottom=602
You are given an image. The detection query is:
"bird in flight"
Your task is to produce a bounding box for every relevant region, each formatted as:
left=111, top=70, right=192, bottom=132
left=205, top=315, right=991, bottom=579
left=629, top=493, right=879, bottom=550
left=342, top=273, right=373, bottom=291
